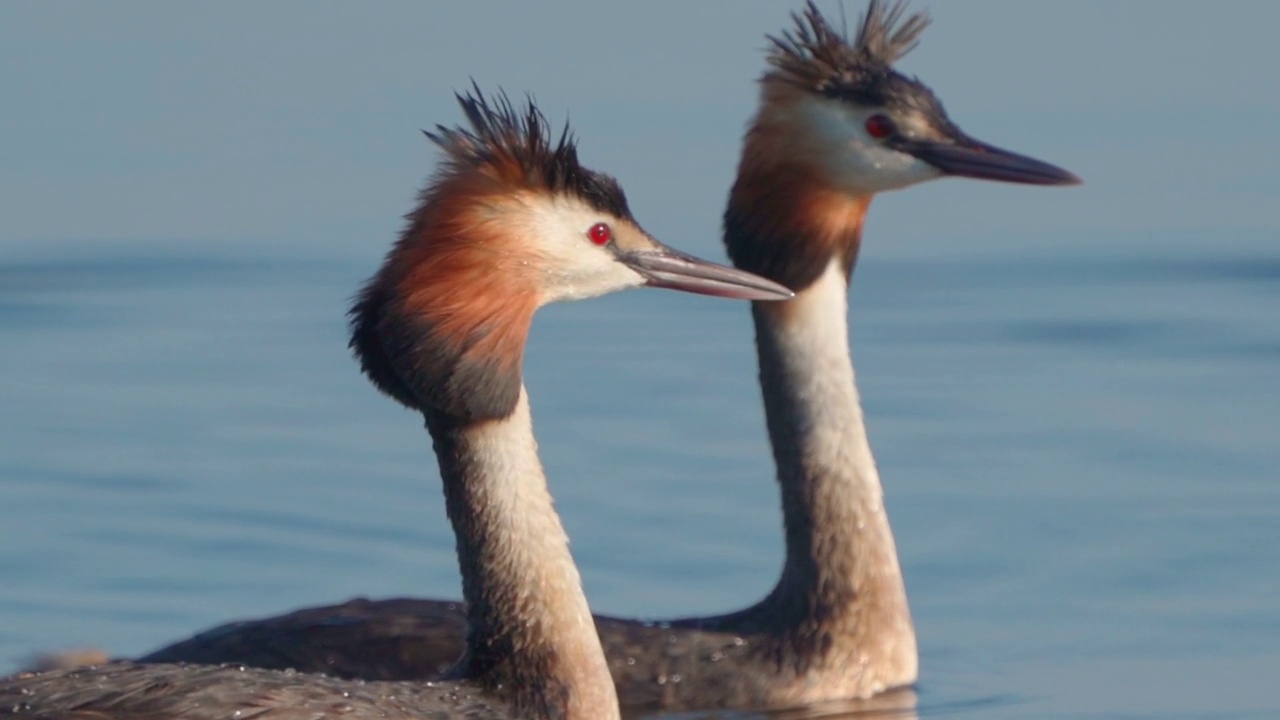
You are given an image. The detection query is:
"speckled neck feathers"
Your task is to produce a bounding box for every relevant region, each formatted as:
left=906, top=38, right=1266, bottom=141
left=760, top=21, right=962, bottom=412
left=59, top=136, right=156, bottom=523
left=747, top=263, right=916, bottom=694
left=434, top=390, right=617, bottom=720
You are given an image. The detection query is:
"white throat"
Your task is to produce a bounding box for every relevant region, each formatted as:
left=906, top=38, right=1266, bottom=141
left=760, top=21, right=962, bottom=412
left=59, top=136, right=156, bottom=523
left=752, top=255, right=916, bottom=688
left=441, top=388, right=620, bottom=720
left=770, top=258, right=881, bottom=495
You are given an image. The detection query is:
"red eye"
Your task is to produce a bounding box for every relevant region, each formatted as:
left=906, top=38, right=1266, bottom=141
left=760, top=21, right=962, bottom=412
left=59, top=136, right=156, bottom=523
left=587, top=222, right=612, bottom=246
left=865, top=114, right=894, bottom=139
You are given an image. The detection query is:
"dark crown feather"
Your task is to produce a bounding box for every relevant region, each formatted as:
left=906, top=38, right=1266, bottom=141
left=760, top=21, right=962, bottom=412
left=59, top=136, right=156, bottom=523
left=767, top=0, right=931, bottom=100
left=422, top=82, right=630, bottom=219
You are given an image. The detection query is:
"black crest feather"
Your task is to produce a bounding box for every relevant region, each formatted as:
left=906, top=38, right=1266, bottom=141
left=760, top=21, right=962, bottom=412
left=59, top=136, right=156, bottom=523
left=767, top=0, right=931, bottom=103
left=422, top=82, right=630, bottom=219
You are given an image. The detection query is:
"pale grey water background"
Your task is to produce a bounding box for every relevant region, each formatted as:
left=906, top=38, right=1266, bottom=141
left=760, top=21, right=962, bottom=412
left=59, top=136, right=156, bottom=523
left=1, top=2, right=1277, bottom=718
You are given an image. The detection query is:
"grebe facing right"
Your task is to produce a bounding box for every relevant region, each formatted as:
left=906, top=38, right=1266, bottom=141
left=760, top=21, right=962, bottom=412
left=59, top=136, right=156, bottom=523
left=0, top=88, right=790, bottom=720
left=126, top=1, right=1079, bottom=715
left=683, top=0, right=1076, bottom=706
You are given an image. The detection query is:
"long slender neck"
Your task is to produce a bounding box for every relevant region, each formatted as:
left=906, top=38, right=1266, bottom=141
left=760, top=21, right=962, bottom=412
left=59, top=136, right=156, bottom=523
left=753, top=259, right=913, bottom=645
left=726, top=163, right=916, bottom=670
left=426, top=387, right=618, bottom=720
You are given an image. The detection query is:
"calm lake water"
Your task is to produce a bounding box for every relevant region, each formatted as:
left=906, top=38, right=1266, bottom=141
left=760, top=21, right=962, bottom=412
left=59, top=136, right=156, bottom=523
left=2, top=235, right=1276, bottom=719
left=2, top=1, right=1278, bottom=718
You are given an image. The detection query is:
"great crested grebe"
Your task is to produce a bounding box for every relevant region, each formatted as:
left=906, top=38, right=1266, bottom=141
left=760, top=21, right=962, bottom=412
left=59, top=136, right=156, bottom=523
left=0, top=88, right=791, bottom=719
left=112, top=1, right=1078, bottom=715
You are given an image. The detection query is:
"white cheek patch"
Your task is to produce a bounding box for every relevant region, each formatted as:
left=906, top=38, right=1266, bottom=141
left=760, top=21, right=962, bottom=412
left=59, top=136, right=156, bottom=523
left=521, top=196, right=645, bottom=305
left=797, top=98, right=942, bottom=195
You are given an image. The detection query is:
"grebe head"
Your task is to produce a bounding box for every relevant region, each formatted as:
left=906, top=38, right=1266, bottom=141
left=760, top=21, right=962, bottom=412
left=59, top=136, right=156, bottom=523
left=752, top=0, right=1080, bottom=195
left=350, top=86, right=791, bottom=424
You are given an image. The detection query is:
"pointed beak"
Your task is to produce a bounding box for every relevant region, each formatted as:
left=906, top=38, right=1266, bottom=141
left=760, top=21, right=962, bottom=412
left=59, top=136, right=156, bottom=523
left=620, top=244, right=793, bottom=301
left=897, top=134, right=1081, bottom=186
